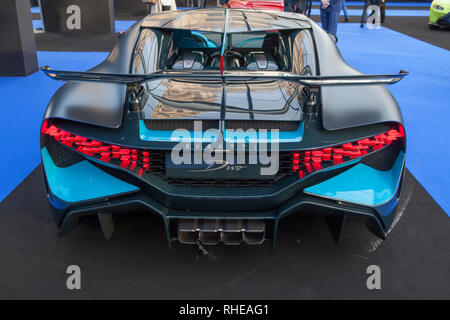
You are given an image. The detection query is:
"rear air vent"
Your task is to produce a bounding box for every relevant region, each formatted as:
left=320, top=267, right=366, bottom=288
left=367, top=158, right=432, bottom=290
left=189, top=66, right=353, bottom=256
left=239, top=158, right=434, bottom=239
left=225, top=120, right=299, bottom=131
left=361, top=139, right=402, bottom=171
left=144, top=120, right=300, bottom=132
left=45, top=134, right=84, bottom=168
left=144, top=120, right=219, bottom=131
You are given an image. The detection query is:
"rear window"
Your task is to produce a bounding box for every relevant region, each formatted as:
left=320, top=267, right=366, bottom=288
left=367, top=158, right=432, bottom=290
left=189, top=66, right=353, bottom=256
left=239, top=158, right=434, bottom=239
left=173, top=30, right=222, bottom=49
left=132, top=27, right=316, bottom=75
left=230, top=31, right=278, bottom=49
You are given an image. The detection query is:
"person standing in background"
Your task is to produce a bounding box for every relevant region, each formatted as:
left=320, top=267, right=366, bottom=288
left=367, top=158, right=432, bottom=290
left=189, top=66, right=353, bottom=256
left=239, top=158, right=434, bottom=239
left=284, top=0, right=295, bottom=12
left=307, top=0, right=313, bottom=16
left=284, top=0, right=309, bottom=14
left=297, top=0, right=309, bottom=14
left=160, top=0, right=177, bottom=11
left=142, top=0, right=156, bottom=13
left=342, top=0, right=349, bottom=22
left=142, top=0, right=177, bottom=13
left=320, top=0, right=343, bottom=36
left=380, top=0, right=386, bottom=23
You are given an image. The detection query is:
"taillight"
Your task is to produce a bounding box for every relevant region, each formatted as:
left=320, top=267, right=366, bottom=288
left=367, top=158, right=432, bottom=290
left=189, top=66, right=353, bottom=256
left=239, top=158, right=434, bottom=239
left=292, top=126, right=404, bottom=179
left=42, top=120, right=405, bottom=180
left=42, top=122, right=150, bottom=177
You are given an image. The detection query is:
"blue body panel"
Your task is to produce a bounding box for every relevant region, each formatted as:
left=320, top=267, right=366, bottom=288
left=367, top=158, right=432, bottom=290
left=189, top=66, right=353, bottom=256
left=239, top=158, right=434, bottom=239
left=305, top=152, right=405, bottom=210
left=42, top=147, right=138, bottom=203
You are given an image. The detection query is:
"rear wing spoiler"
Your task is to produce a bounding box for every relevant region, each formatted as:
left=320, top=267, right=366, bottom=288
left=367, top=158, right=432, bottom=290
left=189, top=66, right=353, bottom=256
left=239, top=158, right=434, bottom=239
left=40, top=66, right=408, bottom=87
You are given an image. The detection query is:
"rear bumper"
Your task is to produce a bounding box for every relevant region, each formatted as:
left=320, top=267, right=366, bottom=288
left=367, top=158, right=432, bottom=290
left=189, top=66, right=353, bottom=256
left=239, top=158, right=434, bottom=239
left=47, top=183, right=398, bottom=247
left=43, top=150, right=405, bottom=247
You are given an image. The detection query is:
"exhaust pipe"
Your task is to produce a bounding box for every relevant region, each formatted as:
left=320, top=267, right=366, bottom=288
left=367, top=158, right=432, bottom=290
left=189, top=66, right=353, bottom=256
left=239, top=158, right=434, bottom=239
left=199, top=219, right=221, bottom=245
left=177, top=219, right=199, bottom=244
left=243, top=220, right=265, bottom=245
left=222, top=219, right=243, bottom=245
left=177, top=219, right=265, bottom=245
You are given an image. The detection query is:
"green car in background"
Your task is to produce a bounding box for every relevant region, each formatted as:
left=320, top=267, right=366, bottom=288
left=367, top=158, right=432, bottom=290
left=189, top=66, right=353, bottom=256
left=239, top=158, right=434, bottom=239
left=429, top=0, right=450, bottom=29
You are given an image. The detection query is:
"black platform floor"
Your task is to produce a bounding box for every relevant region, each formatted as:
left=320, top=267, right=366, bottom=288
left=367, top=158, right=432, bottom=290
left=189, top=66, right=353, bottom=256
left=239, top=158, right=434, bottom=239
left=382, top=16, right=450, bottom=51
left=0, top=165, right=449, bottom=299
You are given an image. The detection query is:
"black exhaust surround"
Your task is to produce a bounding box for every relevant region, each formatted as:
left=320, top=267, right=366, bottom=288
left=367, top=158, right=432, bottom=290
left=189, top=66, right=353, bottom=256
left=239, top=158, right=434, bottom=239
left=177, top=219, right=266, bottom=245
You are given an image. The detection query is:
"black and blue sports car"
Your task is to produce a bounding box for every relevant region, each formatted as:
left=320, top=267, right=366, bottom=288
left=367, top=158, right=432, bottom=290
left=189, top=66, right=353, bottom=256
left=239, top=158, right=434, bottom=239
left=40, top=9, right=407, bottom=247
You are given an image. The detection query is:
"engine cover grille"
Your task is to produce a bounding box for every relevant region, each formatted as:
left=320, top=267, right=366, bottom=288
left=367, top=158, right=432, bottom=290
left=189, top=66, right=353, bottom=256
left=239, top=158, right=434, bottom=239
left=144, top=120, right=219, bottom=131
left=225, top=120, right=299, bottom=131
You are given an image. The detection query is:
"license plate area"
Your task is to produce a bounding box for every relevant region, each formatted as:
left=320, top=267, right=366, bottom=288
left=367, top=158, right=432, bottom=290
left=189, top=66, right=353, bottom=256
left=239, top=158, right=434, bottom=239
left=165, top=153, right=278, bottom=180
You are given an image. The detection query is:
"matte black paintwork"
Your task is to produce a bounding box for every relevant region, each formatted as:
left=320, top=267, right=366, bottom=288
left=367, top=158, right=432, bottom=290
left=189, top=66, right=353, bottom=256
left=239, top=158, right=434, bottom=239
left=43, top=20, right=143, bottom=129
left=40, top=9, right=407, bottom=245
left=310, top=23, right=403, bottom=130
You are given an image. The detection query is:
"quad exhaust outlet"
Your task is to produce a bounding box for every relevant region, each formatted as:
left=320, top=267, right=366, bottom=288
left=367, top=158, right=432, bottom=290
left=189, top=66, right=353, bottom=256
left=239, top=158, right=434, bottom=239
left=177, top=219, right=266, bottom=245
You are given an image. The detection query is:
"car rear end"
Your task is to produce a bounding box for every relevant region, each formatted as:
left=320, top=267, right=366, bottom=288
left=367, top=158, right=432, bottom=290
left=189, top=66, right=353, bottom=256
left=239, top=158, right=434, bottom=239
left=41, top=114, right=405, bottom=246
left=40, top=10, right=407, bottom=247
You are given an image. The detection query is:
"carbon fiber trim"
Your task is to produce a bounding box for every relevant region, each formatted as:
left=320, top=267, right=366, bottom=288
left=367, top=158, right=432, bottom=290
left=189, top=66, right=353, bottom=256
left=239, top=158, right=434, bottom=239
left=361, top=140, right=402, bottom=171
left=45, top=136, right=84, bottom=168
left=144, top=120, right=219, bottom=131
left=225, top=120, right=299, bottom=131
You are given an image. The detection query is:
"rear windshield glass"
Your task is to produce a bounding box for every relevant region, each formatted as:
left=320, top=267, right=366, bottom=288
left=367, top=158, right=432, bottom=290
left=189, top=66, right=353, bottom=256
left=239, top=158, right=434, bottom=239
left=173, top=30, right=222, bottom=49
left=132, top=28, right=316, bottom=75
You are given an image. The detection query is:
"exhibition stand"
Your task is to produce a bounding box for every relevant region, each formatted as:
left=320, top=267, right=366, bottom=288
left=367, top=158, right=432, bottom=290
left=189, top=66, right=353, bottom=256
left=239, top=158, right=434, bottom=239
left=0, top=0, right=38, bottom=76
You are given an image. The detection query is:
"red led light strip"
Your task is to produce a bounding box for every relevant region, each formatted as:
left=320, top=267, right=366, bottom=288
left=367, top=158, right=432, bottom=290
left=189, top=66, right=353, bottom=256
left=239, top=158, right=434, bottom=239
left=42, top=122, right=404, bottom=181
left=42, top=123, right=150, bottom=177
left=292, top=127, right=404, bottom=179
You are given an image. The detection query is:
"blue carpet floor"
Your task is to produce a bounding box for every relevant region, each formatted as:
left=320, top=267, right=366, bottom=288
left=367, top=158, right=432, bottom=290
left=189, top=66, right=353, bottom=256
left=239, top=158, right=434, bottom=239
left=335, top=24, right=450, bottom=215
left=1, top=22, right=449, bottom=217
left=0, top=52, right=108, bottom=202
